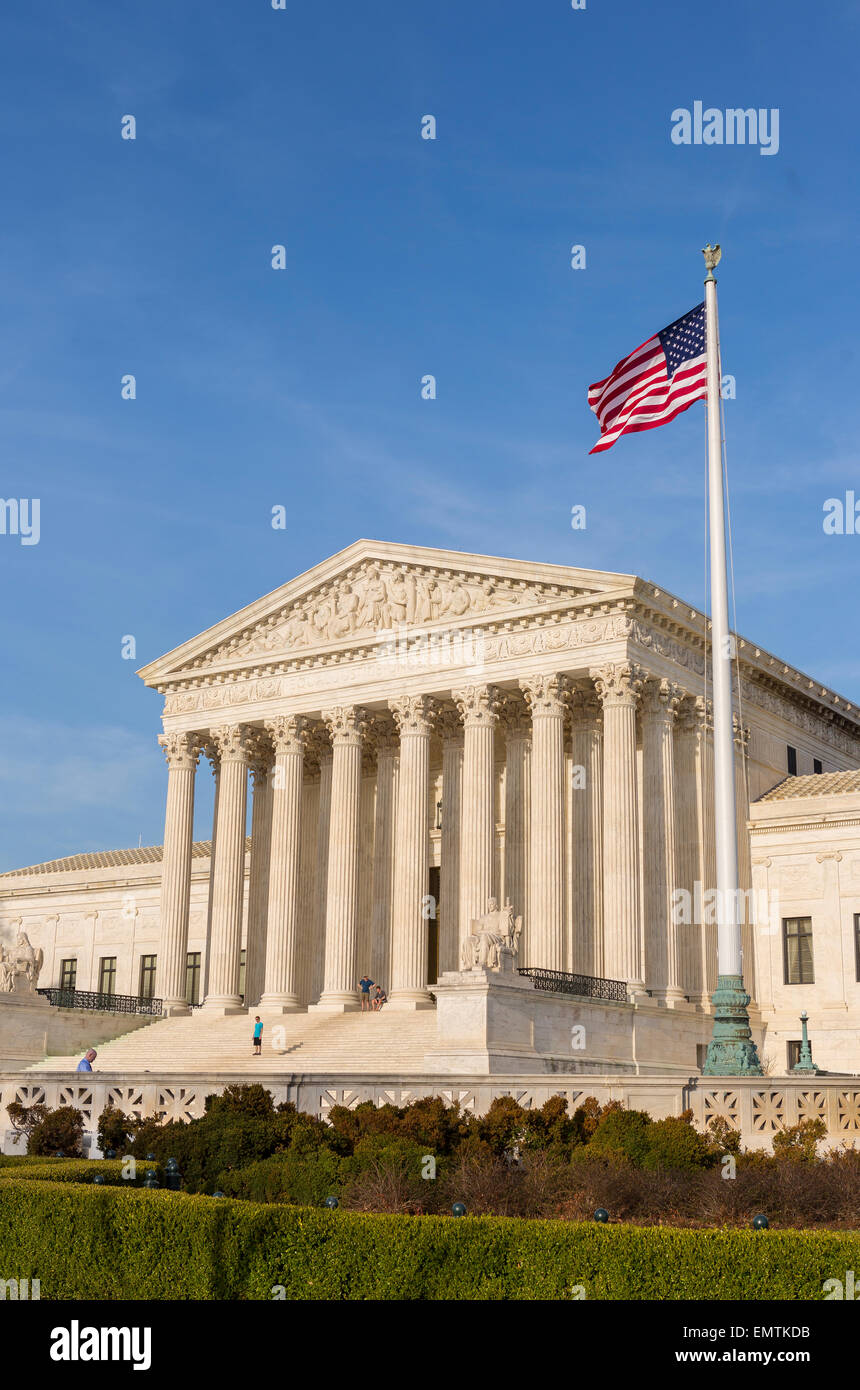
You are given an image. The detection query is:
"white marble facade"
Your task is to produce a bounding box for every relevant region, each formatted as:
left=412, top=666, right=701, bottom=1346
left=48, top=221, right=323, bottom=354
left=3, top=541, right=860, bottom=1036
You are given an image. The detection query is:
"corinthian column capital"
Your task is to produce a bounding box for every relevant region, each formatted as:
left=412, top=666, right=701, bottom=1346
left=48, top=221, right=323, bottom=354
left=265, top=714, right=309, bottom=757
left=158, top=730, right=200, bottom=769
left=211, top=724, right=255, bottom=762
left=452, top=683, right=502, bottom=727
left=520, top=672, right=570, bottom=718
left=389, top=694, right=438, bottom=736
left=322, top=705, right=369, bottom=747
left=641, top=678, right=684, bottom=723
left=591, top=662, right=646, bottom=710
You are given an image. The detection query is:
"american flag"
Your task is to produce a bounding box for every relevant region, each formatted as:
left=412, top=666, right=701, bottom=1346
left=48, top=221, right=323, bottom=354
left=587, top=303, right=708, bottom=454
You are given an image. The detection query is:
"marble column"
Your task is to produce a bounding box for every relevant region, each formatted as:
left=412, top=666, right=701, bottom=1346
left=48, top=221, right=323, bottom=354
left=570, top=687, right=603, bottom=978
left=370, top=717, right=399, bottom=991
left=641, top=680, right=685, bottom=1002
left=156, top=730, right=199, bottom=1015
left=200, top=740, right=220, bottom=1003
left=694, top=696, right=718, bottom=1002
left=593, top=663, right=645, bottom=994
left=438, top=708, right=463, bottom=977
left=243, top=735, right=273, bottom=1009
left=388, top=695, right=436, bottom=1008
left=453, top=684, right=501, bottom=957
left=502, top=694, right=531, bottom=935
left=734, top=716, right=755, bottom=1000
left=202, top=724, right=252, bottom=1014
left=312, top=706, right=367, bottom=1011
left=674, top=699, right=703, bottom=999
left=521, top=673, right=569, bottom=971
left=311, top=743, right=333, bottom=1003
left=259, top=714, right=308, bottom=1014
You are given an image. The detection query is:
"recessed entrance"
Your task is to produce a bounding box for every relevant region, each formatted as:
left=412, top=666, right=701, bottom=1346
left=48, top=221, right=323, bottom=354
left=428, top=865, right=440, bottom=985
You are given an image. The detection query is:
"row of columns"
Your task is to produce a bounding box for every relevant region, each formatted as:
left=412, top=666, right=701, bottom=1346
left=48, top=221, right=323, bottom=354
left=156, top=665, right=751, bottom=1016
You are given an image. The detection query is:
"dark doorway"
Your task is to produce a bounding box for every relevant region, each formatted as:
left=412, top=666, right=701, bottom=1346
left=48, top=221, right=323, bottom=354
left=428, top=865, right=440, bottom=984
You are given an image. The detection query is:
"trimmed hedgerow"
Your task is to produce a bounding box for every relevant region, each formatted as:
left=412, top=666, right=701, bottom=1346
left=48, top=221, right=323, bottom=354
left=0, top=1159, right=131, bottom=1186
left=1, top=1178, right=859, bottom=1300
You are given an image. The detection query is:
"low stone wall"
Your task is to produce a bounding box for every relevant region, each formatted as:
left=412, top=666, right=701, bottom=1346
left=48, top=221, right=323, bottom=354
left=0, top=998, right=160, bottom=1072
left=3, top=1069, right=860, bottom=1154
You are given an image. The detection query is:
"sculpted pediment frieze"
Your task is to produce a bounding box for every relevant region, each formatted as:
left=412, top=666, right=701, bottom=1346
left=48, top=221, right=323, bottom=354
left=182, top=561, right=598, bottom=675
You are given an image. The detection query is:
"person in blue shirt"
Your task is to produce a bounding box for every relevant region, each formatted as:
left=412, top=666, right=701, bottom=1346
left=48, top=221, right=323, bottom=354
left=358, top=976, right=374, bottom=1011
left=252, top=1017, right=263, bottom=1055
left=76, top=1049, right=97, bottom=1072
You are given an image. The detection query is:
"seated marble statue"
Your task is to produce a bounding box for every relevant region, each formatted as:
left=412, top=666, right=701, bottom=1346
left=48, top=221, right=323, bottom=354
left=460, top=897, right=523, bottom=970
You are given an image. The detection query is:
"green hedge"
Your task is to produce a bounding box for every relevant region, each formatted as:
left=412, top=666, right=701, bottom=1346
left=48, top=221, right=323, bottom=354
left=2, top=1178, right=860, bottom=1299
left=0, top=1159, right=131, bottom=1186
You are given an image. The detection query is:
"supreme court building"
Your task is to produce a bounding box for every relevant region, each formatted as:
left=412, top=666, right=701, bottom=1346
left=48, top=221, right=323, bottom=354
left=127, top=539, right=860, bottom=1022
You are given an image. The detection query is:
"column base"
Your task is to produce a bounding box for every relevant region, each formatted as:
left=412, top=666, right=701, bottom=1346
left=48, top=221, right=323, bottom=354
left=199, top=996, right=245, bottom=1016
left=701, top=974, right=763, bottom=1076
left=652, top=989, right=695, bottom=1010
left=258, top=995, right=304, bottom=1016
left=385, top=991, right=436, bottom=1011
left=161, top=998, right=192, bottom=1017
left=309, top=992, right=361, bottom=1013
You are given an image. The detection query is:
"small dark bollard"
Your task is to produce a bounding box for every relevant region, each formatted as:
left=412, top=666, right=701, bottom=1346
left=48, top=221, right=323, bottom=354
left=212, top=1191, right=225, bottom=1199
left=324, top=1196, right=339, bottom=1209
left=92, top=1174, right=106, bottom=1185
left=165, top=1163, right=182, bottom=1193
left=452, top=1202, right=467, bottom=1218
left=143, top=1169, right=159, bottom=1190
left=54, top=1151, right=64, bottom=1159
left=104, top=1149, right=116, bottom=1160
left=752, top=1213, right=769, bottom=1230
left=594, top=1208, right=609, bottom=1224
left=146, top=1153, right=156, bottom=1162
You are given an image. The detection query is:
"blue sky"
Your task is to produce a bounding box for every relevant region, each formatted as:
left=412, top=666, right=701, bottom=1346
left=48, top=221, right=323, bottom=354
left=2, top=0, right=858, bottom=870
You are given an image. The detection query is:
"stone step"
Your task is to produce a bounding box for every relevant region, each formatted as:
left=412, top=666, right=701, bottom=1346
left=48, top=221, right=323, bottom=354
left=26, top=1008, right=440, bottom=1075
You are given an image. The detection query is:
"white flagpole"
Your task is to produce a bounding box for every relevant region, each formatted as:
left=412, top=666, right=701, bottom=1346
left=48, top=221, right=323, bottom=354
left=701, top=243, right=761, bottom=1076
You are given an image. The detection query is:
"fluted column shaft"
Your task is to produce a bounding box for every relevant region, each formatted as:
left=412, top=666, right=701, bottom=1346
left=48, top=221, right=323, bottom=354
left=674, top=703, right=702, bottom=998
left=244, top=748, right=273, bottom=1009
left=388, top=696, right=436, bottom=1008
left=642, top=681, right=685, bottom=1000
left=438, top=711, right=463, bottom=976
left=259, top=716, right=308, bottom=1013
left=201, top=746, right=220, bottom=1002
left=370, top=728, right=399, bottom=989
left=454, top=685, right=500, bottom=954
left=313, top=707, right=367, bottom=1010
left=311, top=749, right=333, bottom=1002
left=695, top=698, right=718, bottom=1001
left=593, top=664, right=645, bottom=994
left=570, top=690, right=603, bottom=977
left=156, top=731, right=199, bottom=1014
left=521, top=674, right=568, bottom=971
left=203, top=725, right=252, bottom=1013
left=502, top=699, right=530, bottom=931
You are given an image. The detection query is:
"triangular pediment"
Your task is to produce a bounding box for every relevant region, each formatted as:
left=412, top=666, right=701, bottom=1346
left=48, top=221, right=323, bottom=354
left=138, top=540, right=634, bottom=688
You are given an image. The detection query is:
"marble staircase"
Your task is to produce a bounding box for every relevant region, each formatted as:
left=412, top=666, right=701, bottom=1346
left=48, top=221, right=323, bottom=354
left=25, top=1006, right=440, bottom=1076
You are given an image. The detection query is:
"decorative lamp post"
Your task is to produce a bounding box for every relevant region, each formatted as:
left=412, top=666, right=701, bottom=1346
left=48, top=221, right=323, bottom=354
left=791, top=1012, right=821, bottom=1075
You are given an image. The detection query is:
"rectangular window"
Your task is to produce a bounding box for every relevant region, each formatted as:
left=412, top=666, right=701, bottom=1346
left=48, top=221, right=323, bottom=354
left=787, top=1040, right=802, bottom=1069
left=98, top=956, right=117, bottom=997
left=138, top=954, right=157, bottom=1000
left=783, top=917, right=814, bottom=985
left=59, top=958, right=77, bottom=991
left=813, top=758, right=823, bottom=775
left=787, top=745, right=798, bottom=775
left=185, top=952, right=201, bottom=1006
left=239, top=949, right=246, bottom=1000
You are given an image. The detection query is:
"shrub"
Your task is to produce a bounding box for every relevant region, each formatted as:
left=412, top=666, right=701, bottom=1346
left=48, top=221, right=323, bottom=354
left=772, top=1119, right=827, bottom=1163
left=26, top=1106, right=85, bottom=1158
left=97, top=1104, right=133, bottom=1155
left=587, top=1107, right=651, bottom=1167
left=642, top=1115, right=716, bottom=1172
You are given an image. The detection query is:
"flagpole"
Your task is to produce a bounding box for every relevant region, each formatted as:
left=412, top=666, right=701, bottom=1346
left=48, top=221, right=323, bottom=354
left=700, top=243, right=762, bottom=1076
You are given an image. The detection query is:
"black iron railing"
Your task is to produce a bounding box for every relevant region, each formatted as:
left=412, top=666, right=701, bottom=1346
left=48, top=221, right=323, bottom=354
left=517, top=968, right=627, bottom=1003
left=38, top=988, right=163, bottom=1017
